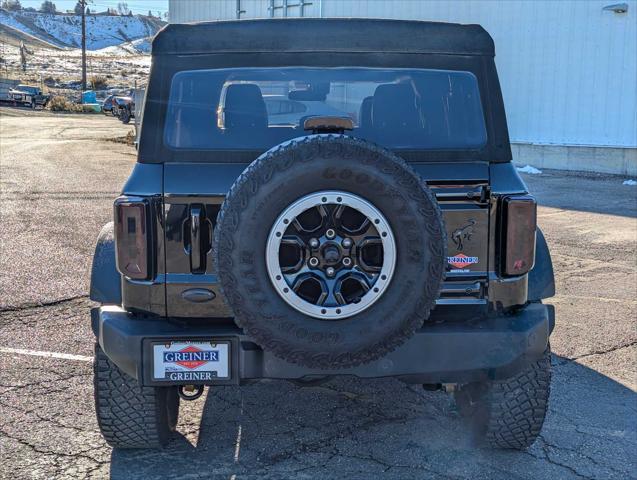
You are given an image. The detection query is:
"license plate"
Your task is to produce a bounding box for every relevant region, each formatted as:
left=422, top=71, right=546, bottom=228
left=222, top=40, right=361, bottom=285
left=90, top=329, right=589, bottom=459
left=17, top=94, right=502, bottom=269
left=152, top=341, right=230, bottom=381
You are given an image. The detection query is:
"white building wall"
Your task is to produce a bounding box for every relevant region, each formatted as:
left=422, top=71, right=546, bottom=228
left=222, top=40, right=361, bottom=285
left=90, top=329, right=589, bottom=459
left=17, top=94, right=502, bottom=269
left=168, top=0, right=637, bottom=174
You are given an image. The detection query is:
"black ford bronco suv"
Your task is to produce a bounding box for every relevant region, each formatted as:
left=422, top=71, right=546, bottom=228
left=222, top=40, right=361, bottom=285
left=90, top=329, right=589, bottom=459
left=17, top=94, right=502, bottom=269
left=90, top=19, right=555, bottom=450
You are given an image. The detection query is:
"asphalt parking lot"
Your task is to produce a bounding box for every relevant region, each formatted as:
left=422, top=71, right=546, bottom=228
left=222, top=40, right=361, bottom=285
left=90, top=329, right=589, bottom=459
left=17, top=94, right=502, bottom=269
left=0, top=108, right=635, bottom=480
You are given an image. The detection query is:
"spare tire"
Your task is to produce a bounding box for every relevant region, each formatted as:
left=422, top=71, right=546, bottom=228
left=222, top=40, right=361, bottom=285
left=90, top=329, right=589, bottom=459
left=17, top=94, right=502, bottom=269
left=215, top=135, right=446, bottom=369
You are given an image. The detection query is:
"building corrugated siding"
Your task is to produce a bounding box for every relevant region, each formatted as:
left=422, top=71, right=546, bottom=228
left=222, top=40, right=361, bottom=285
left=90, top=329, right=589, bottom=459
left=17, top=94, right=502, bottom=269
left=168, top=0, right=637, bottom=149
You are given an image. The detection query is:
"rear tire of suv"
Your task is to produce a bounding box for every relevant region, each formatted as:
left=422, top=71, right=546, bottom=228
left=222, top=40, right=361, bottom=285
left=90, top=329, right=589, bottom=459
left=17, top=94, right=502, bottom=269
left=93, top=344, right=179, bottom=448
left=455, top=347, right=551, bottom=450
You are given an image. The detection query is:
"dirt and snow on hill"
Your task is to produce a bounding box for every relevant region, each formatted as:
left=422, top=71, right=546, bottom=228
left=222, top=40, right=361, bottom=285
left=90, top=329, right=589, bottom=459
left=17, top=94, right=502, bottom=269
left=95, top=37, right=152, bottom=55
left=0, top=9, right=162, bottom=50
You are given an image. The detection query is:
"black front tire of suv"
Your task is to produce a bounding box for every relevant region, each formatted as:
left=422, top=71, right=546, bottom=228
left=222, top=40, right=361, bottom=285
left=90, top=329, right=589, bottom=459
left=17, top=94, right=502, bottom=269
left=455, top=347, right=551, bottom=450
left=93, top=344, right=179, bottom=449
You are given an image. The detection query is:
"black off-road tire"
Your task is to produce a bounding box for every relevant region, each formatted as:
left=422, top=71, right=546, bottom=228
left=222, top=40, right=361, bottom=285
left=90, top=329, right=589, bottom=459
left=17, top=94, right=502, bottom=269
left=93, top=344, right=179, bottom=449
left=120, top=108, right=131, bottom=124
left=455, top=347, right=551, bottom=450
left=214, top=135, right=446, bottom=369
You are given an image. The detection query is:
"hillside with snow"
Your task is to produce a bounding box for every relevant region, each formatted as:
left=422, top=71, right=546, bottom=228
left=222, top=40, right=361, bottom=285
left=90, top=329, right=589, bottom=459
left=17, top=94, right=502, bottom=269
left=0, top=9, right=163, bottom=50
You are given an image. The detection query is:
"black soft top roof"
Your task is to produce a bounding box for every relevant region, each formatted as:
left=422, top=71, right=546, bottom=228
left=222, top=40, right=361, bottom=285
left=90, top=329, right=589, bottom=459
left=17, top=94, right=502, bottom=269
left=152, top=18, right=495, bottom=56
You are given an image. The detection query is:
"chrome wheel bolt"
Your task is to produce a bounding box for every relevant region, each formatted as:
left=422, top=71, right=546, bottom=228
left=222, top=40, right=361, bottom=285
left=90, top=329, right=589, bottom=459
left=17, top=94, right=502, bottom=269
left=342, top=257, right=352, bottom=267
left=326, top=266, right=335, bottom=277
left=342, top=238, right=352, bottom=248
left=309, top=257, right=319, bottom=267
left=309, top=238, right=319, bottom=248
left=325, top=229, right=336, bottom=239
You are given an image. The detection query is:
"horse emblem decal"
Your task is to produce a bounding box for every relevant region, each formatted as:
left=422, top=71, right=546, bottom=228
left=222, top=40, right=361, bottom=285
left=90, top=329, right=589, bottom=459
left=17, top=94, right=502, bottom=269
left=451, top=219, right=476, bottom=251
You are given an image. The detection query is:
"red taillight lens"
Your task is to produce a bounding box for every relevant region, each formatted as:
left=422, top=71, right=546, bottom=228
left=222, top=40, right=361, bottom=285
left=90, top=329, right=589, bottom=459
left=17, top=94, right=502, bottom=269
left=114, top=197, right=150, bottom=280
left=503, top=196, right=537, bottom=276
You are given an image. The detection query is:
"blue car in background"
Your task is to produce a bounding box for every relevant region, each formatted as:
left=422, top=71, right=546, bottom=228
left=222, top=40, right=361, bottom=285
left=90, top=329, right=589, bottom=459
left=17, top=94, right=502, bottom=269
left=102, top=95, right=117, bottom=115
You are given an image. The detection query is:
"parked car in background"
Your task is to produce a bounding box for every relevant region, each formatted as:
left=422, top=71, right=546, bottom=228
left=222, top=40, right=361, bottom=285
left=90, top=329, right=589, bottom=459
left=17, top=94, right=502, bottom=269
left=8, top=84, right=50, bottom=108
left=102, top=95, right=117, bottom=116
left=113, top=91, right=135, bottom=124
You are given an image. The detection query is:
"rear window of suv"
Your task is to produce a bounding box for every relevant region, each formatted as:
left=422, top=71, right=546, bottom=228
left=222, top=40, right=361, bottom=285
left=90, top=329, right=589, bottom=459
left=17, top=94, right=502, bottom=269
left=164, top=67, right=487, bottom=151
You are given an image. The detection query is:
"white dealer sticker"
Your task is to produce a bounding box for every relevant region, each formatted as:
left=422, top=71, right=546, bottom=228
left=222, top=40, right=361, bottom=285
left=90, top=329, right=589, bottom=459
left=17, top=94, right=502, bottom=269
left=153, top=341, right=230, bottom=381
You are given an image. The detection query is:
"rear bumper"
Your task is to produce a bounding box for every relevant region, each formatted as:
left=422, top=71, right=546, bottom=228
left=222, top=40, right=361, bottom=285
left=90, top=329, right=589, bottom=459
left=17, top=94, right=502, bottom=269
left=93, top=303, right=553, bottom=386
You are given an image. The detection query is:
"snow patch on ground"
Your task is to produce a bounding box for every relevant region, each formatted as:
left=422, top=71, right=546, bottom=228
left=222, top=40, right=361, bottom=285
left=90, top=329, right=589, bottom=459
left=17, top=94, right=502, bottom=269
left=95, top=37, right=152, bottom=55
left=622, top=179, right=637, bottom=186
left=516, top=165, right=543, bottom=175
left=1, top=41, right=151, bottom=88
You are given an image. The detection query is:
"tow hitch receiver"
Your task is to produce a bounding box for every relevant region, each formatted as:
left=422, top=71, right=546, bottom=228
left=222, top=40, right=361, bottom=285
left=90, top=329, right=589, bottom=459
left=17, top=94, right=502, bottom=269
left=178, top=385, right=204, bottom=401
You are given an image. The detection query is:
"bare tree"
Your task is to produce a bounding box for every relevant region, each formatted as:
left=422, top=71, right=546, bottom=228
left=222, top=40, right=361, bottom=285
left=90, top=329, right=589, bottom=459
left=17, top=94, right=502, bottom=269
left=40, top=1, right=56, bottom=14
left=2, top=0, right=22, bottom=11
left=117, top=2, right=130, bottom=16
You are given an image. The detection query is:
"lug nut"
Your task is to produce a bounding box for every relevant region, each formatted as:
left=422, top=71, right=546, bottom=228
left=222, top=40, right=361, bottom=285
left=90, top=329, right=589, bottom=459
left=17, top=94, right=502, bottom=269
left=342, top=257, right=352, bottom=267
left=309, top=238, right=319, bottom=248
left=342, top=238, right=352, bottom=248
left=309, top=257, right=319, bottom=267
left=326, top=267, right=335, bottom=277
left=325, top=229, right=336, bottom=239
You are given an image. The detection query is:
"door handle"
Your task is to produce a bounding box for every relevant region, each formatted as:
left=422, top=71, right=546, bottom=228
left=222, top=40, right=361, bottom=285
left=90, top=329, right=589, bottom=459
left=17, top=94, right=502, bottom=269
left=190, top=206, right=203, bottom=272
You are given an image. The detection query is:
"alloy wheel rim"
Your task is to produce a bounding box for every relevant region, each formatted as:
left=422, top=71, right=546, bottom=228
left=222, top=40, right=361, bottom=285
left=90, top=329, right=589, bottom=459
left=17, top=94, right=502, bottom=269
left=265, top=191, right=396, bottom=320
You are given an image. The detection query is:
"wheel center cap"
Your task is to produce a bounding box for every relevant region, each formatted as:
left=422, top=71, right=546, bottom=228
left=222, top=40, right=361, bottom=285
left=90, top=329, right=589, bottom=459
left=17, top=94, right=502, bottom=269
left=322, top=244, right=341, bottom=265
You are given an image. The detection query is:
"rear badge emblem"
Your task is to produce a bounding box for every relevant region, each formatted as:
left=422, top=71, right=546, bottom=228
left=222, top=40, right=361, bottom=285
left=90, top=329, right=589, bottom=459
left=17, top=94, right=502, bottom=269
left=451, top=219, right=476, bottom=251
left=448, top=254, right=479, bottom=269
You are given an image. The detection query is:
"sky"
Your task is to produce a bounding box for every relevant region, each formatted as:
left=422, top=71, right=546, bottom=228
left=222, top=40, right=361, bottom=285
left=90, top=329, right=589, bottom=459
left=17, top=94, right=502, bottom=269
left=19, top=0, right=169, bottom=16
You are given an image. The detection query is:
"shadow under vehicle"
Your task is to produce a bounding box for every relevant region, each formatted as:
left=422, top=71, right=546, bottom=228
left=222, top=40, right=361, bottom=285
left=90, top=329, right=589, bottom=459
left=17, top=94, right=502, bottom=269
left=90, top=18, right=556, bottom=451
left=108, top=357, right=637, bottom=479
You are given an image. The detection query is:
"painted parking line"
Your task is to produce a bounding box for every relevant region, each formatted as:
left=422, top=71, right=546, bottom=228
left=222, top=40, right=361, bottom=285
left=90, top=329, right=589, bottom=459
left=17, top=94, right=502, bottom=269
left=0, top=347, right=92, bottom=362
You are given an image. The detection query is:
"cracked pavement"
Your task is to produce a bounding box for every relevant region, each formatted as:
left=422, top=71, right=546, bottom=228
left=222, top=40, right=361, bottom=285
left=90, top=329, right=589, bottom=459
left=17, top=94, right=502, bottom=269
left=1, top=108, right=636, bottom=479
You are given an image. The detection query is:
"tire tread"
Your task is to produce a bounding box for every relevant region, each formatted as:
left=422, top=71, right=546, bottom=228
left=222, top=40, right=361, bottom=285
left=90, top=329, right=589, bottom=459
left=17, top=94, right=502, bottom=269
left=93, top=344, right=177, bottom=449
left=483, top=349, right=551, bottom=449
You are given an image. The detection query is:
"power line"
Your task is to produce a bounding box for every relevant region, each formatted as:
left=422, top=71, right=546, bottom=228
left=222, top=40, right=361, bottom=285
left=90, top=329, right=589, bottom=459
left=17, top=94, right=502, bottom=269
left=80, top=0, right=86, bottom=90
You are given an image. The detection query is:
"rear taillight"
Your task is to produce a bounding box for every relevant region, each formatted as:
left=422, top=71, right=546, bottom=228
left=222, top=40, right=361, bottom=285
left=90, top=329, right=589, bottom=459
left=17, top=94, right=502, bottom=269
left=114, top=196, right=150, bottom=280
left=502, top=195, right=537, bottom=276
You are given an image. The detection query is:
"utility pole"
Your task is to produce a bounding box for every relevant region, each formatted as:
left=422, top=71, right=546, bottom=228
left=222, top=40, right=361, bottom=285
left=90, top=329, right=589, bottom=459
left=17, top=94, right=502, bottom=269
left=81, top=0, right=87, bottom=91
